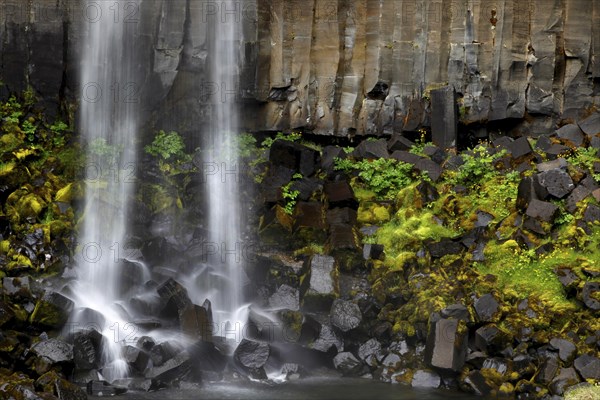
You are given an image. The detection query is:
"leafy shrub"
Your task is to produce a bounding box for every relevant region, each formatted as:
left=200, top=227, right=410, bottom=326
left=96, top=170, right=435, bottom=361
left=334, top=158, right=414, bottom=199
left=145, top=130, right=187, bottom=161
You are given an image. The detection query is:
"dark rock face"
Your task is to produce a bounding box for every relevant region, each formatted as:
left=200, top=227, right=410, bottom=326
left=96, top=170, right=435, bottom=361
left=73, top=329, right=104, bottom=370
left=352, top=139, right=389, bottom=159
left=269, top=140, right=320, bottom=177
left=430, top=86, right=457, bottom=149
left=145, top=351, right=191, bottom=384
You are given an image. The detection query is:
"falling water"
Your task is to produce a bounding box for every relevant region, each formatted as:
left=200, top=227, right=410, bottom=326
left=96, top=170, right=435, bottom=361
left=201, top=1, right=248, bottom=336
left=70, top=0, right=141, bottom=380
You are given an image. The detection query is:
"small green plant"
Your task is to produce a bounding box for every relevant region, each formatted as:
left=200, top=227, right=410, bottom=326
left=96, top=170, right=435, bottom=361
left=261, top=131, right=302, bottom=148
left=22, top=120, right=37, bottom=142
left=447, top=146, right=506, bottom=187
left=282, top=181, right=300, bottom=215
left=569, top=147, right=600, bottom=181
left=89, top=137, right=122, bottom=162
left=236, top=133, right=258, bottom=159
left=334, top=157, right=414, bottom=199
left=145, top=130, right=187, bottom=161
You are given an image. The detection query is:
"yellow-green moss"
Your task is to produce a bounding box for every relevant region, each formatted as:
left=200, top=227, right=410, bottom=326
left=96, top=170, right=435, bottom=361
left=565, top=384, right=600, bottom=400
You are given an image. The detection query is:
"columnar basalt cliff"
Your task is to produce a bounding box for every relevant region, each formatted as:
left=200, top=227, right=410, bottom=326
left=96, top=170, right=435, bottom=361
left=1, top=0, right=599, bottom=140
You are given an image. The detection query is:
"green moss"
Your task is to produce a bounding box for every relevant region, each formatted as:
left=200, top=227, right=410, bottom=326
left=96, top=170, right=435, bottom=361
left=565, top=384, right=600, bottom=400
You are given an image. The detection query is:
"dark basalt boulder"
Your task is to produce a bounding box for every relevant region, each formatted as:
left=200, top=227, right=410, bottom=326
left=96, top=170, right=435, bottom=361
left=330, top=300, right=362, bottom=332
left=324, top=180, right=358, bottom=209
left=537, top=169, right=575, bottom=199
left=145, top=351, right=191, bottom=384
left=73, top=328, right=105, bottom=370
left=269, top=139, right=320, bottom=177
left=30, top=338, right=73, bottom=364
left=233, top=339, right=270, bottom=379
left=580, top=282, right=600, bottom=311
left=549, top=338, right=577, bottom=363
left=268, top=284, right=300, bottom=311
left=573, top=354, right=600, bottom=380
left=352, top=139, right=389, bottom=160
left=474, top=293, right=500, bottom=322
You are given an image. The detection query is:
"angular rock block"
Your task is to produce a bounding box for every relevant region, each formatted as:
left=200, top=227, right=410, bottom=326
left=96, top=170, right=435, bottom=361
left=330, top=299, right=362, bottom=332
left=424, top=317, right=467, bottom=371
left=301, top=255, right=339, bottom=311
left=430, top=86, right=457, bottom=149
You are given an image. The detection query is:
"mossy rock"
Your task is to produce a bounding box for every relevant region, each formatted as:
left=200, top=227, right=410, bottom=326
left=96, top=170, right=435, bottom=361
left=29, top=295, right=73, bottom=328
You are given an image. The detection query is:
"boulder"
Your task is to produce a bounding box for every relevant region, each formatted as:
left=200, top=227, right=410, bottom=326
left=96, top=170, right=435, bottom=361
left=565, top=185, right=591, bottom=213
left=424, top=317, right=467, bottom=371
left=324, top=181, right=358, bottom=209
left=549, top=367, right=580, bottom=396
left=30, top=291, right=74, bottom=327
left=556, top=124, right=585, bottom=146
left=580, top=282, right=600, bottom=311
left=233, top=339, right=270, bottom=379
left=411, top=369, right=441, bottom=389
left=299, top=315, right=344, bottom=353
left=269, top=139, right=320, bottom=177
left=387, top=135, right=415, bottom=152
left=474, top=324, right=509, bottom=354
left=578, top=113, right=600, bottom=136
left=352, top=139, right=389, bottom=159
left=123, top=345, right=150, bottom=373
left=362, top=244, right=384, bottom=261
left=474, top=294, right=500, bottom=322
left=525, top=199, right=558, bottom=222
left=145, top=351, right=191, bottom=384
left=414, top=159, right=443, bottom=182
left=333, top=352, right=363, bottom=376
left=549, top=338, right=577, bottom=363
left=506, top=137, right=533, bottom=158
left=573, top=354, right=600, bottom=380
left=2, top=276, right=32, bottom=297
left=279, top=363, right=304, bottom=380
left=149, top=341, right=181, bottom=367
left=390, top=150, right=422, bottom=165
left=31, top=339, right=73, bottom=364
left=427, top=239, right=463, bottom=258
left=440, top=304, right=470, bottom=321
left=536, top=158, right=568, bottom=172
left=535, top=357, right=559, bottom=385
left=116, top=259, right=145, bottom=297
left=268, top=284, right=300, bottom=311
left=537, top=169, right=574, bottom=199
left=301, top=255, right=338, bottom=311
left=157, top=278, right=192, bottom=315
left=330, top=300, right=362, bottom=332
left=178, top=304, right=212, bottom=342
left=358, top=338, right=381, bottom=365
left=73, top=328, right=104, bottom=370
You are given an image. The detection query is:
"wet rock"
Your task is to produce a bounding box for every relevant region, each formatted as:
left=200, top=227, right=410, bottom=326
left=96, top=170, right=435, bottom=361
left=382, top=353, right=401, bottom=368
left=330, top=300, right=362, bottom=332
left=31, top=338, right=73, bottom=364
left=280, top=363, right=304, bottom=380
left=581, top=282, right=600, bottom=311
left=157, top=278, right=192, bottom=314
left=35, top=371, right=87, bottom=400
left=188, top=341, right=228, bottom=376
left=333, top=352, right=363, bottom=376
left=146, top=350, right=191, bottom=384
left=301, top=255, right=338, bottom=312
left=149, top=341, right=181, bottom=367
left=549, top=367, right=580, bottom=396
left=358, top=338, right=381, bottom=364
left=123, top=345, right=150, bottom=373
left=474, top=294, right=500, bottom=322
left=116, top=259, right=145, bottom=297
left=136, top=336, right=156, bottom=351
left=73, top=329, right=104, bottom=370
left=269, top=284, right=300, bottom=311
left=293, top=201, right=326, bottom=230
left=30, top=291, right=74, bottom=327
left=411, top=369, right=441, bottom=389
left=324, top=181, right=358, bottom=209
left=556, top=124, right=585, bottom=146
left=178, top=304, right=212, bottom=342
left=535, top=357, right=559, bottom=385
left=573, top=354, right=600, bottom=380
left=537, top=169, right=575, bottom=199
left=269, top=140, right=320, bottom=177
left=300, top=315, right=344, bottom=353
left=352, top=139, right=389, bottom=159
left=327, top=224, right=360, bottom=253
left=86, top=380, right=127, bottom=396
left=549, top=338, right=577, bottom=363
left=233, top=339, right=270, bottom=379
left=425, top=317, right=467, bottom=371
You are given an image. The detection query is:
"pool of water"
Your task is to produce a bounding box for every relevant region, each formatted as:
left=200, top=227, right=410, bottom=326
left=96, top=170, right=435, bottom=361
left=90, top=377, right=477, bottom=400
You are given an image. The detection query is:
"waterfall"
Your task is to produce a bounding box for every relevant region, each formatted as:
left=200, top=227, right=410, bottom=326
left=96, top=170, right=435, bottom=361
left=70, top=0, right=141, bottom=381
left=200, top=0, right=248, bottom=337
